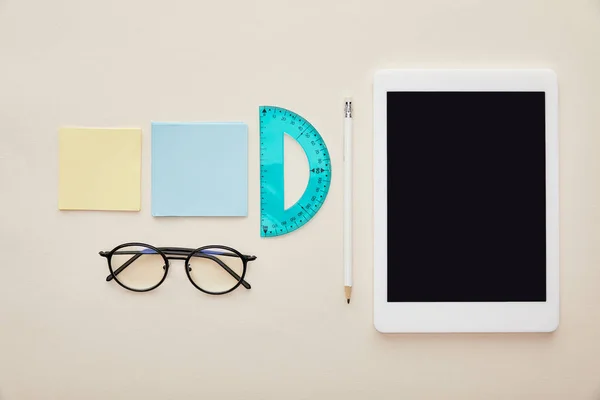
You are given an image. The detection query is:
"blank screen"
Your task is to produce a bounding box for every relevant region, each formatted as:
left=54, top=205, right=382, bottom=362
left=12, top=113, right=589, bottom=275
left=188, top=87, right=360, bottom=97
left=387, top=92, right=546, bottom=302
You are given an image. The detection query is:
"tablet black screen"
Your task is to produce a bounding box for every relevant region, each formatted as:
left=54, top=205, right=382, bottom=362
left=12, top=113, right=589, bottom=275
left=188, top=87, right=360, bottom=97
left=387, top=92, right=546, bottom=302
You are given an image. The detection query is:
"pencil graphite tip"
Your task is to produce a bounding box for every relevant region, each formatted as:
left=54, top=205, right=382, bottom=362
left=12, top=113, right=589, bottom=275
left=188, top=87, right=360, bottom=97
left=344, top=286, right=352, bottom=304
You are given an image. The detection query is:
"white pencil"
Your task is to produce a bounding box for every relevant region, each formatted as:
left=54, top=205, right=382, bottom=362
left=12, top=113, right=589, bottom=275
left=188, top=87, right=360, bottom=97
left=344, top=98, right=353, bottom=304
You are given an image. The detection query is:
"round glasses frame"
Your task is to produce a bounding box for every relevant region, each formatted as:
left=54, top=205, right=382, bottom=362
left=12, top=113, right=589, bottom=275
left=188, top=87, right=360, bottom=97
left=101, top=242, right=255, bottom=295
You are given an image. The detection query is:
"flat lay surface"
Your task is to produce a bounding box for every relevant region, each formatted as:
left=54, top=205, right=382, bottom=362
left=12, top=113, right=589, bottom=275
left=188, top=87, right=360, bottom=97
left=1, top=0, right=600, bottom=398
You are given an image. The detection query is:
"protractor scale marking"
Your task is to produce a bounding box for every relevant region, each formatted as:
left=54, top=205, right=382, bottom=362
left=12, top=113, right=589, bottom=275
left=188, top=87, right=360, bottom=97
left=260, top=106, right=331, bottom=237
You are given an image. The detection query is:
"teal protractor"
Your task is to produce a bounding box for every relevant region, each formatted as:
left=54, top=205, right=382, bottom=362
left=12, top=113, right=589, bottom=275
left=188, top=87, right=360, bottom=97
left=259, top=106, right=332, bottom=237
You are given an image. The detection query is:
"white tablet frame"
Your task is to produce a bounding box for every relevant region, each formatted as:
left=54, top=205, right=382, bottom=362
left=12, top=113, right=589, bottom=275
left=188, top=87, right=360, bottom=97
left=373, top=69, right=559, bottom=333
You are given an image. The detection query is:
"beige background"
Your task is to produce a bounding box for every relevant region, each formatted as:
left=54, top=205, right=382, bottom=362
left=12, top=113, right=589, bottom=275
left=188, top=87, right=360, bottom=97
left=0, top=0, right=599, bottom=399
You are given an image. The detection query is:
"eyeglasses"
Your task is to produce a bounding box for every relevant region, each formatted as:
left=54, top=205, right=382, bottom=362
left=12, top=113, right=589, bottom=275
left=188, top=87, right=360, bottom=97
left=99, top=242, right=257, bottom=294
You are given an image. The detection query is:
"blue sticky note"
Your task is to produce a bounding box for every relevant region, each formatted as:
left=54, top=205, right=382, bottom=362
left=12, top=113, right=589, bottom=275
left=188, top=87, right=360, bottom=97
left=151, top=122, right=248, bottom=217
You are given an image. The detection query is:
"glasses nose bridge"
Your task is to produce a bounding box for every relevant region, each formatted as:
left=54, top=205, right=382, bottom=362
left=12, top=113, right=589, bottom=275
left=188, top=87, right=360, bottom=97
left=165, top=255, right=188, bottom=261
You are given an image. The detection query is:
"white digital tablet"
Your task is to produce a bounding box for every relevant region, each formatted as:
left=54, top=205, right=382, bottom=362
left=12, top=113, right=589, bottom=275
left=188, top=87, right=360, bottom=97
left=373, top=69, right=559, bottom=333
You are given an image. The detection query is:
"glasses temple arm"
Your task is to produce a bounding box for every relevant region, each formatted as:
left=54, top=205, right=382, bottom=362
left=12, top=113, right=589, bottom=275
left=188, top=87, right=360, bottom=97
left=105, top=253, right=143, bottom=282
left=160, top=247, right=256, bottom=262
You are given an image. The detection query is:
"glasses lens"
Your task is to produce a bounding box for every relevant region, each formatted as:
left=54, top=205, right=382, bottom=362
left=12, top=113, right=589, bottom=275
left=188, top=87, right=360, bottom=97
left=109, top=245, right=166, bottom=291
left=187, top=247, right=244, bottom=293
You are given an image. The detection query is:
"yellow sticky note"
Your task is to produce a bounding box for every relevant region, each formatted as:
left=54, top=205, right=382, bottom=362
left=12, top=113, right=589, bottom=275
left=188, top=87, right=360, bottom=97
left=59, top=127, right=141, bottom=211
